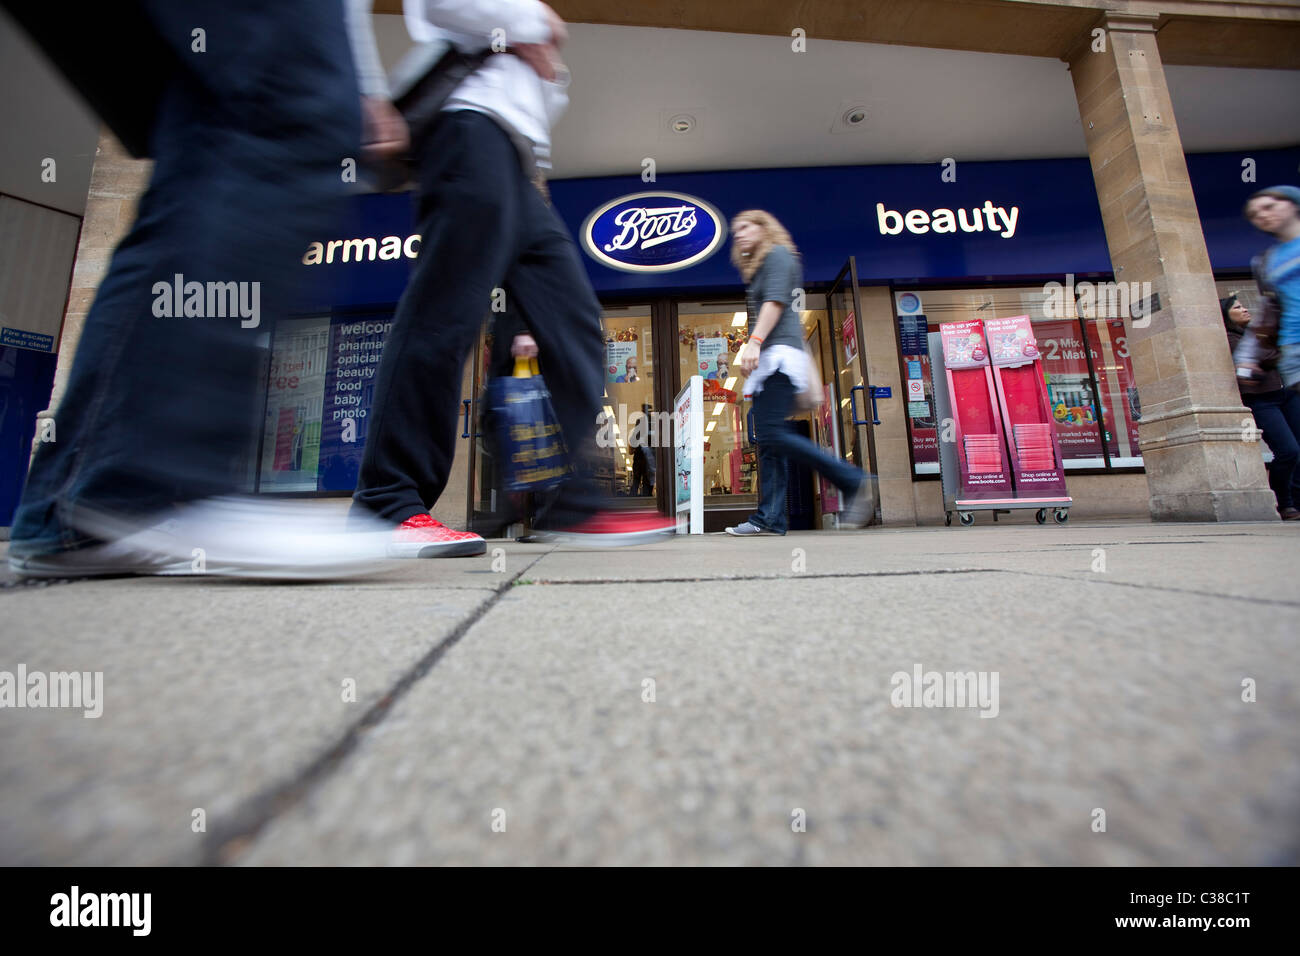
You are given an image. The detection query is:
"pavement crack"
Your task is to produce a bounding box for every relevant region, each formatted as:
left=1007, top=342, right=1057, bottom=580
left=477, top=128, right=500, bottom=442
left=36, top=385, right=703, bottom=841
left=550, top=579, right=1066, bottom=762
left=525, top=568, right=1001, bottom=585
left=199, top=549, right=551, bottom=866
left=1002, top=569, right=1300, bottom=608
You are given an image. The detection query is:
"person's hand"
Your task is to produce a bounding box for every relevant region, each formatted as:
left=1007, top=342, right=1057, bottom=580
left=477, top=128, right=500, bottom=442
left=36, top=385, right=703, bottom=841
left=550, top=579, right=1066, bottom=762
left=511, top=334, right=538, bottom=358
left=510, top=3, right=567, bottom=80
left=360, top=96, right=409, bottom=162
left=538, top=3, right=568, bottom=48
left=511, top=42, right=562, bottom=81
left=739, top=342, right=760, bottom=374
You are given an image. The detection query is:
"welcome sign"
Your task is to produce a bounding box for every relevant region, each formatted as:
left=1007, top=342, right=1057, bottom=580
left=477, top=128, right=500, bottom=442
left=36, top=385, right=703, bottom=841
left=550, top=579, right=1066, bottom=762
left=581, top=191, right=726, bottom=273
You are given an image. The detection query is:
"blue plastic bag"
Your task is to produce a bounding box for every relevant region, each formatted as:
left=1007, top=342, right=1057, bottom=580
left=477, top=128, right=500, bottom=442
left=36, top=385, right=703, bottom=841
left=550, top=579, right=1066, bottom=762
left=484, top=358, right=569, bottom=492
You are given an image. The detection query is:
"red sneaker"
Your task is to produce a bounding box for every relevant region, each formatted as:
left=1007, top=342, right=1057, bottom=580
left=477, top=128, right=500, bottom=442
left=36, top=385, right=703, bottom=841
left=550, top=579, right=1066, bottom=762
left=540, top=510, right=676, bottom=547
left=388, top=514, right=486, bottom=558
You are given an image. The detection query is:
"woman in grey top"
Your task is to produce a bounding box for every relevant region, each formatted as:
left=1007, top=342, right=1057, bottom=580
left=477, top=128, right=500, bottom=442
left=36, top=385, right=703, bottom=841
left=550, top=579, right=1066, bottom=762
left=725, top=210, right=874, bottom=536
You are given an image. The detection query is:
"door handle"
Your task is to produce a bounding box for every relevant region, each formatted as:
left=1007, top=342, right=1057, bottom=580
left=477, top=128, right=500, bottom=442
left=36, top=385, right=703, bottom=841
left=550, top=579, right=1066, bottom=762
left=461, top=399, right=474, bottom=439
left=868, top=387, right=883, bottom=426
left=849, top=384, right=870, bottom=426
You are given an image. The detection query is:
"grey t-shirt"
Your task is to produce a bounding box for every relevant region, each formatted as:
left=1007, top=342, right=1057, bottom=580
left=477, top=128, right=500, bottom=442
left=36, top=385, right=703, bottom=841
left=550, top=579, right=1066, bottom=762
left=745, top=245, right=804, bottom=350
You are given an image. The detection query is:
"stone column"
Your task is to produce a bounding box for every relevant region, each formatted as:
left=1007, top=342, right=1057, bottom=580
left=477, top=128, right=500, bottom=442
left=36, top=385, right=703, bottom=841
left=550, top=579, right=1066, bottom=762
left=859, top=286, right=918, bottom=526
left=32, top=127, right=152, bottom=450
left=1068, top=14, right=1275, bottom=521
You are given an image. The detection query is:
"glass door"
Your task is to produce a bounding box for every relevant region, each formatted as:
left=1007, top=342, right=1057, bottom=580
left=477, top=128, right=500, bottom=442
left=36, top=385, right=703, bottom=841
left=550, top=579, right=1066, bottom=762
left=827, top=258, right=881, bottom=525
left=675, top=300, right=757, bottom=511
left=599, top=304, right=660, bottom=507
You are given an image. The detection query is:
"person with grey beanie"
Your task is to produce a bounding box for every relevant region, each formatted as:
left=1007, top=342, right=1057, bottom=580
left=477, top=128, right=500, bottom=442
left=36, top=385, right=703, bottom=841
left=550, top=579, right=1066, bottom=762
left=1243, top=185, right=1300, bottom=393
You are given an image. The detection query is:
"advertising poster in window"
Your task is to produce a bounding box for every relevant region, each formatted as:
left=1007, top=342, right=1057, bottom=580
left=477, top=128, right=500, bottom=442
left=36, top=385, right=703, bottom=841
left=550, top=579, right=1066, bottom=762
left=260, top=316, right=330, bottom=492
left=843, top=310, right=858, bottom=363
left=1085, top=319, right=1143, bottom=464
left=606, top=337, right=639, bottom=383
left=697, top=336, right=729, bottom=381
left=1032, top=319, right=1105, bottom=464
left=317, top=313, right=393, bottom=491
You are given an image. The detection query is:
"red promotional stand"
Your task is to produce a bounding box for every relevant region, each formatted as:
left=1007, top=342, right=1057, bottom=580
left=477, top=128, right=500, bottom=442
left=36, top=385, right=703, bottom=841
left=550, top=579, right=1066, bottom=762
left=930, top=318, right=1072, bottom=526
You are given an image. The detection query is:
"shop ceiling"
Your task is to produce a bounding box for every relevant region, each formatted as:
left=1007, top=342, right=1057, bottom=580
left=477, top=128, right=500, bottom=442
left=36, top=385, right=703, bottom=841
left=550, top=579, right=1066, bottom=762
left=2, top=2, right=1296, bottom=216
left=376, top=0, right=1300, bottom=69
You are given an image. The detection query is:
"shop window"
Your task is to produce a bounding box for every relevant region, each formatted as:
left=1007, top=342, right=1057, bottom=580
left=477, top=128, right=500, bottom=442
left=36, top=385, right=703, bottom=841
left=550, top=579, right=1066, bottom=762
left=259, top=315, right=332, bottom=491
left=895, top=286, right=1143, bottom=475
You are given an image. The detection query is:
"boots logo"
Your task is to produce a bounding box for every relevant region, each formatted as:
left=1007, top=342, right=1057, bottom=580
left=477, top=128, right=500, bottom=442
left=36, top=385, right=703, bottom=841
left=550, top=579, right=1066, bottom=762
left=581, top=192, right=725, bottom=273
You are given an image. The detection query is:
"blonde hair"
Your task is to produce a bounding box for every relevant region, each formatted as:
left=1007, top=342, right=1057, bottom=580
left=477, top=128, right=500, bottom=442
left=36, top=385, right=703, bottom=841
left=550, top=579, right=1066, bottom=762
left=730, top=209, right=800, bottom=282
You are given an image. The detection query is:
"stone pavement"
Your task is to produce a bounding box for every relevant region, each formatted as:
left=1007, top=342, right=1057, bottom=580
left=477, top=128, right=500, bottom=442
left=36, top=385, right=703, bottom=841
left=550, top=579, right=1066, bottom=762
left=2, top=517, right=1297, bottom=865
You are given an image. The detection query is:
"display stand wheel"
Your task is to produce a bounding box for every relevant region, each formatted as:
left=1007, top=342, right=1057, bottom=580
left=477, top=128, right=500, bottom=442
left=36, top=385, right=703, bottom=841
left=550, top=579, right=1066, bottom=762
left=1053, top=508, right=1069, bottom=524
left=1035, top=508, right=1047, bottom=524
left=958, top=512, right=974, bottom=526
left=945, top=511, right=953, bottom=527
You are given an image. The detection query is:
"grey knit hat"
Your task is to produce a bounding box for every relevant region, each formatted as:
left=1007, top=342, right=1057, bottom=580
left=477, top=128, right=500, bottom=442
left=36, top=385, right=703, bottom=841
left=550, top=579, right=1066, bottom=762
left=1245, top=185, right=1300, bottom=215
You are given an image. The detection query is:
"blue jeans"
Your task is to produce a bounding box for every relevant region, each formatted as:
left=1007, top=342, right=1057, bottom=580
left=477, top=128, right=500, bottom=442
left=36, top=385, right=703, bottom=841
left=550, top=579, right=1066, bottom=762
left=9, top=1, right=360, bottom=557
left=748, top=371, right=865, bottom=534
left=1279, top=343, right=1300, bottom=391
left=1244, top=388, right=1300, bottom=510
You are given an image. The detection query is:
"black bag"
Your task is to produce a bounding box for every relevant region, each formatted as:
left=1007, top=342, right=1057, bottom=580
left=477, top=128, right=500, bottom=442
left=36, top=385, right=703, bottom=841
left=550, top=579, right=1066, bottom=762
left=366, top=40, right=493, bottom=189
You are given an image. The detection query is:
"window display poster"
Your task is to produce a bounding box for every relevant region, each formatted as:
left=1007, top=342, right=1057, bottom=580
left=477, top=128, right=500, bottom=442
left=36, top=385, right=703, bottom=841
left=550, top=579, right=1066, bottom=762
left=1032, top=320, right=1104, bottom=461
left=984, top=314, right=1039, bottom=367
left=843, top=311, right=858, bottom=363
left=904, top=349, right=938, bottom=470
left=1085, top=319, right=1142, bottom=461
left=674, top=376, right=704, bottom=533
left=697, top=336, right=729, bottom=381
left=316, top=313, right=393, bottom=491
left=261, top=316, right=330, bottom=492
left=606, top=339, right=639, bottom=383
left=817, top=384, right=842, bottom=513
left=939, top=320, right=988, bottom=369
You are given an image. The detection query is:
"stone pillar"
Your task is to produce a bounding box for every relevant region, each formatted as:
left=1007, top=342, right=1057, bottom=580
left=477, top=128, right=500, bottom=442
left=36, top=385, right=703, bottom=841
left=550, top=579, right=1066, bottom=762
left=859, top=286, right=918, bottom=526
left=32, top=127, right=152, bottom=449
left=1068, top=14, right=1275, bottom=521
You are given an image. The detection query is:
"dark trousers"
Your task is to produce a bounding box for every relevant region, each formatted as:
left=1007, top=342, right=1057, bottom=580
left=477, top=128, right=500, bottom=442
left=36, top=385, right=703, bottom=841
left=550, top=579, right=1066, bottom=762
left=9, top=0, right=359, bottom=556
left=749, top=371, right=863, bottom=534
left=352, top=110, right=605, bottom=528
left=1245, top=388, right=1300, bottom=510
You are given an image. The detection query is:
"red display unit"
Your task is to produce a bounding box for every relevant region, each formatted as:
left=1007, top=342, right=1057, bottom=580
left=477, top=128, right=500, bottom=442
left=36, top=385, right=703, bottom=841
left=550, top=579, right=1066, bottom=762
left=984, top=315, right=1069, bottom=499
left=938, top=321, right=1013, bottom=500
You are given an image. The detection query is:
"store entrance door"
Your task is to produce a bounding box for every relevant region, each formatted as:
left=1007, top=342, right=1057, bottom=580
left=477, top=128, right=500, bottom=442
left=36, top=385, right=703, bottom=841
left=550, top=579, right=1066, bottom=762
left=826, top=257, right=881, bottom=526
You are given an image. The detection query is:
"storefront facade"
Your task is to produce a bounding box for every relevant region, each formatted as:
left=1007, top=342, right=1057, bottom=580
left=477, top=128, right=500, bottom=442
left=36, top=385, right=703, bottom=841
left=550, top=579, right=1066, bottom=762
left=246, top=144, right=1296, bottom=528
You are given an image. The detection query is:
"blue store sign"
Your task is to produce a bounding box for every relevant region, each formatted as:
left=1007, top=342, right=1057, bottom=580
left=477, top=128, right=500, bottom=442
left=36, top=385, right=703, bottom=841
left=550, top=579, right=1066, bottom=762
left=580, top=191, right=726, bottom=273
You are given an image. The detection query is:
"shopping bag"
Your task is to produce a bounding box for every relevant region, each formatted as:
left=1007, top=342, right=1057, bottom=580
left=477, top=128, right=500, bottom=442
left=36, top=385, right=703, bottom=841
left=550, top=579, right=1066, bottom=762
left=792, top=342, right=826, bottom=412
left=484, top=358, right=569, bottom=492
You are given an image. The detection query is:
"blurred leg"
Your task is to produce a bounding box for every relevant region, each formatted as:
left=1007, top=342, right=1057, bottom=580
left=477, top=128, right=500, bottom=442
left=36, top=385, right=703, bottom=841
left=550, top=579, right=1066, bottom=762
left=11, top=0, right=360, bottom=556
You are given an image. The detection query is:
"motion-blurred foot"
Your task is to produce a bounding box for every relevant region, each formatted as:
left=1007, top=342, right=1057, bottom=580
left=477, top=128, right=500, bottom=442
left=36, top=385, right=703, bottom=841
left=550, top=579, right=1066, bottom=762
left=538, top=510, right=674, bottom=546
left=388, top=514, right=487, bottom=557
left=22, top=496, right=394, bottom=580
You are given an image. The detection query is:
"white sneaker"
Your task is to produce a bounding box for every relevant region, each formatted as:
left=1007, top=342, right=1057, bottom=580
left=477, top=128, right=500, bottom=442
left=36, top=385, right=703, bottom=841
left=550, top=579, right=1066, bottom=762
left=44, top=497, right=394, bottom=581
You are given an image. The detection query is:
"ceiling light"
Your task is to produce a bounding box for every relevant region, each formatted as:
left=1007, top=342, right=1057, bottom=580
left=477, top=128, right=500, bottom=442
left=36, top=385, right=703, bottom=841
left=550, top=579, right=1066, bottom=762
left=706, top=421, right=717, bottom=432
left=669, top=113, right=696, bottom=134
left=844, top=108, right=868, bottom=126
left=724, top=377, right=737, bottom=390
left=712, top=403, right=725, bottom=417
left=731, top=312, right=747, bottom=327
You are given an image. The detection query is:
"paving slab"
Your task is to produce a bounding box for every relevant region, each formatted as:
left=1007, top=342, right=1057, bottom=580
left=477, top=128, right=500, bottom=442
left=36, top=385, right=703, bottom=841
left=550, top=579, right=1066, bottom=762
left=240, top=571, right=1300, bottom=866
left=0, top=585, right=494, bottom=864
